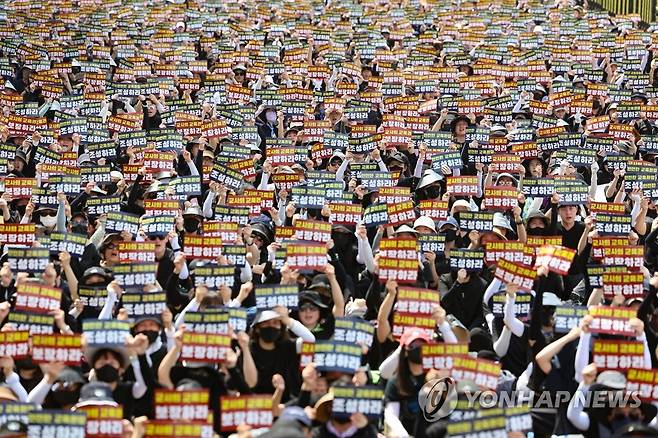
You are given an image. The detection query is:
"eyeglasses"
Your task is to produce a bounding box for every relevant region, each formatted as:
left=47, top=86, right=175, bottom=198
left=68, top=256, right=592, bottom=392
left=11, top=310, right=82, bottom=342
left=148, top=235, right=166, bottom=241
left=299, top=303, right=319, bottom=312
left=105, top=243, right=117, bottom=250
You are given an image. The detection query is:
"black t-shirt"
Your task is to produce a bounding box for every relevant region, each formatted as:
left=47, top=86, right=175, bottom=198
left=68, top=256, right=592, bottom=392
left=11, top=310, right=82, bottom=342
left=250, top=339, right=301, bottom=402
left=384, top=372, right=426, bottom=435
left=169, top=365, right=228, bottom=432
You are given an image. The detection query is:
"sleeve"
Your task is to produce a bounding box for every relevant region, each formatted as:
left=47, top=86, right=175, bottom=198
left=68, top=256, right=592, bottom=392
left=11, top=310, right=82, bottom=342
left=438, top=321, right=458, bottom=343
left=493, top=326, right=512, bottom=357
left=5, top=372, right=28, bottom=402
left=503, top=294, right=525, bottom=338
left=26, top=377, right=53, bottom=405
left=566, top=382, right=591, bottom=431
left=202, top=191, right=216, bottom=219
left=378, top=346, right=401, bottom=380
left=574, top=331, right=591, bottom=383
left=483, top=278, right=502, bottom=307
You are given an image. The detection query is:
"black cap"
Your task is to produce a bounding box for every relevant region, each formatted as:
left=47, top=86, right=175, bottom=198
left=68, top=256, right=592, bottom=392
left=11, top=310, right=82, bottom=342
left=299, top=290, right=328, bottom=309
left=81, top=266, right=113, bottom=283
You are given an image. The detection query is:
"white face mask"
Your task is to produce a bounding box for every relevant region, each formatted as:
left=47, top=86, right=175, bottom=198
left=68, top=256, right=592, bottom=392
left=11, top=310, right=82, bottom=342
left=40, top=215, right=57, bottom=228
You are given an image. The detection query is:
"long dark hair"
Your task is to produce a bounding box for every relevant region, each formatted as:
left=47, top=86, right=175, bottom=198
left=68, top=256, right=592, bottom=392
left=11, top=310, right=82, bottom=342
left=395, top=348, right=416, bottom=398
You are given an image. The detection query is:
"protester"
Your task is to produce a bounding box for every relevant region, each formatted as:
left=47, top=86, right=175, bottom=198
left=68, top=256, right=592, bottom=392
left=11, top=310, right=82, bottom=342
left=4, top=0, right=658, bottom=437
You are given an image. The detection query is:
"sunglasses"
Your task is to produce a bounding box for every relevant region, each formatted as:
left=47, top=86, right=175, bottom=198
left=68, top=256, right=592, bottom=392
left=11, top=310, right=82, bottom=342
left=105, top=243, right=117, bottom=250
left=148, top=235, right=167, bottom=241
left=41, top=211, right=57, bottom=217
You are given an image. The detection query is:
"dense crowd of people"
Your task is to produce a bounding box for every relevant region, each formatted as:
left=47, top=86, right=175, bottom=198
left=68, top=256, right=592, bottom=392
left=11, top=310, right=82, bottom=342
left=3, top=0, right=658, bottom=436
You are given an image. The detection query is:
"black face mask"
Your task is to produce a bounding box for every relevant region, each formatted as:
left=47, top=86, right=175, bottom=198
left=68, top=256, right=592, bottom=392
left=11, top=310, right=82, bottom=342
left=139, top=330, right=160, bottom=345
left=442, top=229, right=457, bottom=242
left=407, top=347, right=423, bottom=364
left=95, top=364, right=120, bottom=383
left=527, top=227, right=545, bottom=236
left=332, top=415, right=352, bottom=425
left=104, top=183, right=118, bottom=195
left=52, top=389, right=80, bottom=407
left=259, top=326, right=281, bottom=343
left=425, top=186, right=441, bottom=199
left=183, top=218, right=200, bottom=233
left=71, top=223, right=88, bottom=235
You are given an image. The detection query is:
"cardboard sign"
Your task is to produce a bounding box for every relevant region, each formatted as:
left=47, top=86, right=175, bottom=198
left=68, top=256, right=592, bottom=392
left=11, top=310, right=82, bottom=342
left=27, top=411, right=86, bottom=438
left=49, top=232, right=87, bottom=257
left=118, top=242, right=156, bottom=263
left=333, top=317, right=375, bottom=347
left=121, top=291, right=167, bottom=317
left=387, top=200, right=417, bottom=226
left=450, top=357, right=501, bottom=390
left=183, top=236, right=222, bottom=260
left=588, top=306, right=636, bottom=336
left=602, top=272, right=644, bottom=298
left=0, top=224, right=35, bottom=245
left=154, top=389, right=210, bottom=422
left=112, top=263, right=158, bottom=287
left=601, top=245, right=644, bottom=270
left=362, top=203, right=389, bottom=228
left=483, top=186, right=519, bottom=211
left=0, top=330, right=29, bottom=359
left=594, top=213, right=632, bottom=236
left=331, top=385, right=384, bottom=420
left=4, top=177, right=37, bottom=199
left=7, top=247, right=48, bottom=274
left=294, top=219, right=332, bottom=243
left=180, top=332, right=231, bottom=363
left=446, top=176, right=479, bottom=196
left=219, top=395, right=273, bottom=433
left=141, top=215, right=175, bottom=236
left=78, top=405, right=123, bottom=438
left=285, top=242, right=327, bottom=271
left=31, top=334, right=83, bottom=365
left=450, top=249, right=485, bottom=271
left=421, top=342, right=470, bottom=370
left=626, top=369, right=658, bottom=402
left=143, top=421, right=213, bottom=438
left=311, top=340, right=363, bottom=373
left=193, top=264, right=235, bottom=289
left=291, top=186, right=327, bottom=209
left=255, top=285, right=298, bottom=309
left=83, top=320, right=131, bottom=347
left=494, top=259, right=537, bottom=291
left=184, top=310, right=230, bottom=335
left=593, top=340, right=644, bottom=371
left=535, top=245, right=576, bottom=275
left=553, top=305, right=588, bottom=333
left=396, top=287, right=440, bottom=314
left=457, top=211, right=494, bottom=232
left=105, top=211, right=140, bottom=236
left=329, top=203, right=362, bottom=225
left=418, top=201, right=448, bottom=222
left=491, top=293, right=532, bottom=320
left=15, top=282, right=61, bottom=314
left=78, top=286, right=107, bottom=310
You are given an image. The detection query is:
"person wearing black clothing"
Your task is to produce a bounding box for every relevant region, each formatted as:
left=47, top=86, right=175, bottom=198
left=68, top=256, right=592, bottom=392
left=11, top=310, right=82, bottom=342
left=249, top=309, right=315, bottom=402
left=548, top=194, right=587, bottom=291
left=440, top=269, right=487, bottom=330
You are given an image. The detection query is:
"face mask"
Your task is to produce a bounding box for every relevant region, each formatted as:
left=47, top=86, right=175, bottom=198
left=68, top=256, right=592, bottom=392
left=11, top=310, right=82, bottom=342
left=407, top=347, right=423, bottom=364
left=40, top=215, right=57, bottom=228
left=71, top=223, right=88, bottom=235
left=425, top=186, right=441, bottom=199
left=95, top=364, right=120, bottom=383
left=527, top=227, right=545, bottom=236
left=104, top=183, right=118, bottom=195
left=442, top=229, right=457, bottom=242
left=52, top=389, right=80, bottom=407
left=139, top=330, right=160, bottom=345
left=265, top=111, right=277, bottom=123
left=259, top=326, right=281, bottom=343
left=332, top=415, right=352, bottom=425
left=183, top=218, right=200, bottom=233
